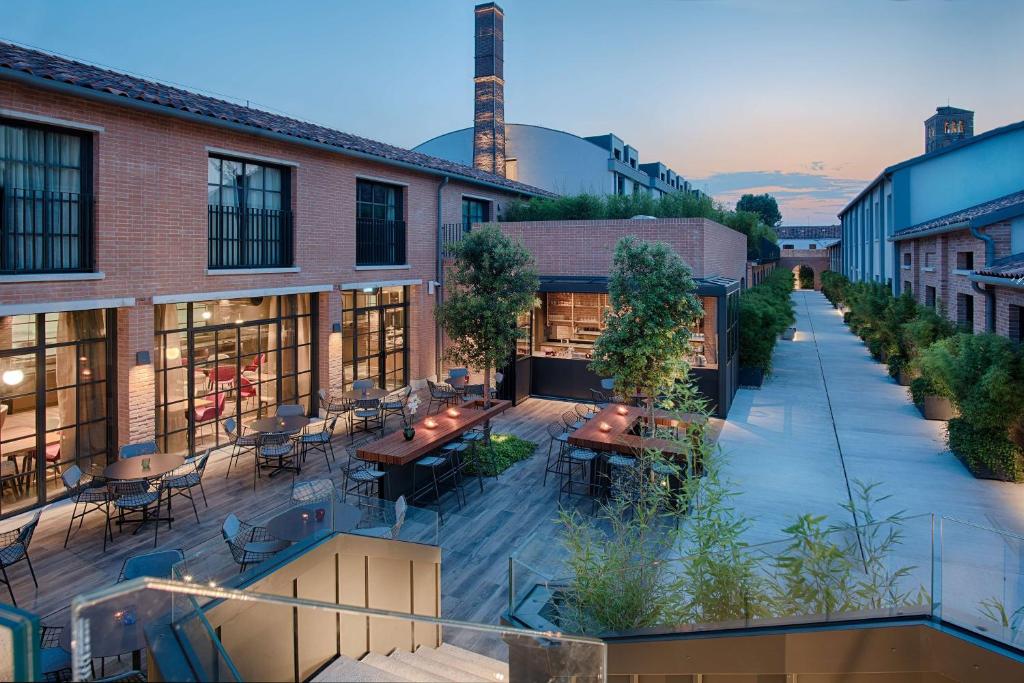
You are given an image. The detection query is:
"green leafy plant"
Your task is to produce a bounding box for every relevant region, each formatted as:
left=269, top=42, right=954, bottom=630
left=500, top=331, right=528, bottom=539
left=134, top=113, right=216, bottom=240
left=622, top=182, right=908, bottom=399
left=797, top=265, right=814, bottom=290
left=435, top=225, right=539, bottom=407
left=821, top=271, right=850, bottom=307
left=462, top=433, right=536, bottom=476
left=979, top=597, right=1024, bottom=632
left=589, top=237, right=703, bottom=427
left=738, top=268, right=795, bottom=373
left=502, top=192, right=779, bottom=261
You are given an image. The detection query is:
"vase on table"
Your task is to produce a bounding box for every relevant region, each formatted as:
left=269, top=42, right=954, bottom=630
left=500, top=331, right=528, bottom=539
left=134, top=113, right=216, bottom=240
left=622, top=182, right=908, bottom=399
left=403, top=426, right=415, bottom=441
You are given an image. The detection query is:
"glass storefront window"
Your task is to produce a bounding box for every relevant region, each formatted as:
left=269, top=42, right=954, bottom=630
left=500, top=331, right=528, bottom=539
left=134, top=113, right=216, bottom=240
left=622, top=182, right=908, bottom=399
left=155, top=294, right=315, bottom=454
left=340, top=287, right=408, bottom=392
left=0, top=310, right=112, bottom=518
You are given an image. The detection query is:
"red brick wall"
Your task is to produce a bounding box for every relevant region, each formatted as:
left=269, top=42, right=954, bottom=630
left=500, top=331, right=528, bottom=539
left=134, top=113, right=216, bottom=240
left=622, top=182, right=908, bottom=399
left=777, top=250, right=830, bottom=289
left=0, top=81, right=521, bottom=443
left=897, top=223, right=1011, bottom=335
left=494, top=218, right=747, bottom=281
left=994, top=285, right=1024, bottom=339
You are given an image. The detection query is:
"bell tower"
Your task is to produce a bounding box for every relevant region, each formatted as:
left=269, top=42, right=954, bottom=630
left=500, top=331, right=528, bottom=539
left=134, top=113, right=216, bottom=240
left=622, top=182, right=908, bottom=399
left=472, top=3, right=505, bottom=175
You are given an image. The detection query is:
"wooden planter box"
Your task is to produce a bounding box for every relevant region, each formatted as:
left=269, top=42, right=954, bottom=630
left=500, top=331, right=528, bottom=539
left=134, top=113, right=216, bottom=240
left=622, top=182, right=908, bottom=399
left=923, top=395, right=957, bottom=421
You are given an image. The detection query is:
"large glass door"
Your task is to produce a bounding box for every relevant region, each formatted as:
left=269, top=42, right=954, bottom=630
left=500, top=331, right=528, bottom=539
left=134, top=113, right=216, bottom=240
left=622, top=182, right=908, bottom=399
left=0, top=310, right=114, bottom=518
left=155, top=294, right=315, bottom=454
left=341, top=287, right=408, bottom=391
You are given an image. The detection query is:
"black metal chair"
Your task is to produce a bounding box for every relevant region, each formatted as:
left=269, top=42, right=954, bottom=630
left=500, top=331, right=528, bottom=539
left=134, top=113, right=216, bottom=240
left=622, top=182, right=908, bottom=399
left=561, top=409, right=585, bottom=432
left=380, top=386, right=411, bottom=431
left=60, top=465, right=111, bottom=548
left=117, top=548, right=185, bottom=582
left=40, top=624, right=71, bottom=683
left=543, top=421, right=570, bottom=486
left=160, top=448, right=211, bottom=523
left=0, top=510, right=40, bottom=606
left=349, top=398, right=382, bottom=439
left=118, top=441, right=158, bottom=459
left=557, top=448, right=599, bottom=509
left=223, top=418, right=259, bottom=479
left=297, top=417, right=338, bottom=471
left=108, top=480, right=163, bottom=549
left=318, top=388, right=350, bottom=420
left=426, top=380, right=458, bottom=414
left=254, top=432, right=299, bottom=488
left=412, top=449, right=465, bottom=523
left=342, top=435, right=388, bottom=501
left=221, top=514, right=289, bottom=573
left=276, top=404, right=305, bottom=417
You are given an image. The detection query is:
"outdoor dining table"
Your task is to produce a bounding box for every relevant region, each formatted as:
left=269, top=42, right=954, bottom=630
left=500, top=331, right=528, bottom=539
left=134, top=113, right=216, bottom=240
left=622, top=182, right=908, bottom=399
left=265, top=501, right=362, bottom=542
left=339, top=387, right=389, bottom=401
left=247, top=415, right=310, bottom=435
left=356, top=399, right=512, bottom=500
left=65, top=593, right=161, bottom=671
left=94, top=453, right=186, bottom=482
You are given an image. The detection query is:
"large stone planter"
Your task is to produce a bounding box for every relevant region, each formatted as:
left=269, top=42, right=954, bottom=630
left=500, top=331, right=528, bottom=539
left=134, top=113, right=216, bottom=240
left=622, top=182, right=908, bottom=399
left=879, top=348, right=890, bottom=364
left=897, top=367, right=918, bottom=387
left=780, top=327, right=796, bottom=341
left=923, top=395, right=957, bottom=421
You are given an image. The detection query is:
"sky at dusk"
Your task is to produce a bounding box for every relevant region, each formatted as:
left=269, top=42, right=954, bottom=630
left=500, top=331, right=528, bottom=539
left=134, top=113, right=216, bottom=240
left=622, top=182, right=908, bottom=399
left=3, top=0, right=1023, bottom=224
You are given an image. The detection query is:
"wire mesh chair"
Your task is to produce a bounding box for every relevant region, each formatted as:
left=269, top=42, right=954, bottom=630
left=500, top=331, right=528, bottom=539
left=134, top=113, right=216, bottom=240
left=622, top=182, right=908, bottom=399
left=0, top=510, right=40, bottom=606
left=342, top=435, right=388, bottom=501
left=254, top=432, right=299, bottom=488
left=107, top=479, right=163, bottom=549
left=297, top=417, right=339, bottom=471
left=224, top=417, right=259, bottom=478
left=61, top=465, right=110, bottom=549
left=380, top=386, right=411, bottom=431
left=561, top=409, right=585, bottom=432
left=221, top=513, right=289, bottom=573
left=544, top=421, right=571, bottom=486
left=160, top=448, right=212, bottom=523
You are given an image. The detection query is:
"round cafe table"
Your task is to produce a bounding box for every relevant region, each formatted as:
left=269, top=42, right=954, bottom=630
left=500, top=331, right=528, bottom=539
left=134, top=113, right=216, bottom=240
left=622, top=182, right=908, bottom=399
left=266, top=501, right=362, bottom=542
left=340, top=387, right=388, bottom=401
left=247, top=415, right=310, bottom=435
left=96, top=453, right=185, bottom=481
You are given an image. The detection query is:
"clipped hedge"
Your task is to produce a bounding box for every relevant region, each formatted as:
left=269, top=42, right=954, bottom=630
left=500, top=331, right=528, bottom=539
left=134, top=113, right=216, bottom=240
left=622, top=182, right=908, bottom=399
left=948, top=418, right=1024, bottom=482
left=739, top=268, right=795, bottom=373
left=820, top=271, right=850, bottom=307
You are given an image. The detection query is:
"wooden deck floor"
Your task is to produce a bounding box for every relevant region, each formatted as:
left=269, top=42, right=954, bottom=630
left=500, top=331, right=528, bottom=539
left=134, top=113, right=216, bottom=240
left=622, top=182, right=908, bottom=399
left=2, top=393, right=720, bottom=649
left=0, top=397, right=590, bottom=628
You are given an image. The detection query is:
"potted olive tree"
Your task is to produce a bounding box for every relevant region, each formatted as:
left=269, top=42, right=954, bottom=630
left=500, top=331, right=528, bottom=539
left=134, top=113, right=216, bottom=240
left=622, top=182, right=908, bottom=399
left=435, top=224, right=538, bottom=411
left=588, top=236, right=703, bottom=429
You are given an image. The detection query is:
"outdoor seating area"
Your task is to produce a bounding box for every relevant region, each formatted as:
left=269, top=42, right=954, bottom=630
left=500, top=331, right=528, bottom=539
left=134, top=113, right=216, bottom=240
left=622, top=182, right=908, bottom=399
left=0, top=387, right=701, bottom=679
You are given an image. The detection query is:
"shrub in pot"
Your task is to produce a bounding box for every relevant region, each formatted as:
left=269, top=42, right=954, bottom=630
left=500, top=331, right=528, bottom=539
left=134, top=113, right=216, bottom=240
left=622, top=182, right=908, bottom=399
left=947, top=418, right=1024, bottom=482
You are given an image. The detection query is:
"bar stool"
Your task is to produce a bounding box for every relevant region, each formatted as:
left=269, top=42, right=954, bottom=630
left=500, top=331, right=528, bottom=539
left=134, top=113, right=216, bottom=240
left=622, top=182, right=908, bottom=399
left=412, top=449, right=465, bottom=523
left=557, top=447, right=598, bottom=509
left=543, top=421, right=570, bottom=487
left=603, top=454, right=639, bottom=504
left=461, top=427, right=497, bottom=484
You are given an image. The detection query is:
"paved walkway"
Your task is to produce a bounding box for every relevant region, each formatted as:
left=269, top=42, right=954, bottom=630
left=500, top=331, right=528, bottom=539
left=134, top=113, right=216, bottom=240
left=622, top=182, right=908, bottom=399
left=719, top=289, right=1024, bottom=544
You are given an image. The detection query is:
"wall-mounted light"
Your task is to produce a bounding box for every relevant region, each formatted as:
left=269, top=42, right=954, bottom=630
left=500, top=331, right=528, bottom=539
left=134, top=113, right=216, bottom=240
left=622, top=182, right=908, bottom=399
left=331, top=323, right=342, bottom=333
left=2, top=369, right=24, bottom=386
left=201, top=310, right=213, bottom=320
left=135, top=351, right=152, bottom=365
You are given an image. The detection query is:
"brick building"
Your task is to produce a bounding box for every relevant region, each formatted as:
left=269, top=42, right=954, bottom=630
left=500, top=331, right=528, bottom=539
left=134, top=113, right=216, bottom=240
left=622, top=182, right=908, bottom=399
left=775, top=225, right=840, bottom=290
left=493, top=218, right=747, bottom=417
left=892, top=190, right=1024, bottom=338
left=0, top=41, right=546, bottom=517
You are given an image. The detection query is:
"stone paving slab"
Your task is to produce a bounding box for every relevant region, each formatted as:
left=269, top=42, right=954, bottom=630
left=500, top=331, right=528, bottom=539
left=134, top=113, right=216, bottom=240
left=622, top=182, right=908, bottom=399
left=719, top=290, right=1024, bottom=542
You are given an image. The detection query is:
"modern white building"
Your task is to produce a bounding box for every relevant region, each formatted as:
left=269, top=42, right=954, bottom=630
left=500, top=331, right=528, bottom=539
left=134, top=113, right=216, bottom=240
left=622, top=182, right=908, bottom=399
left=415, top=124, right=695, bottom=198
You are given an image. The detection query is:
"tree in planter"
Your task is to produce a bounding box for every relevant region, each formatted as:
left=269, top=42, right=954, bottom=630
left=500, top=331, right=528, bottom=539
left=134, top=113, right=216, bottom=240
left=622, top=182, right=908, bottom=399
left=589, top=237, right=703, bottom=426
left=435, top=224, right=539, bottom=408
left=880, top=292, right=920, bottom=377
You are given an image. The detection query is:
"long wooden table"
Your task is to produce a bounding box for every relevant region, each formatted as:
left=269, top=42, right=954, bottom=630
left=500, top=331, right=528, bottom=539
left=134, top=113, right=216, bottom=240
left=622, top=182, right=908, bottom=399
left=356, top=399, right=512, bottom=499
left=568, top=404, right=700, bottom=458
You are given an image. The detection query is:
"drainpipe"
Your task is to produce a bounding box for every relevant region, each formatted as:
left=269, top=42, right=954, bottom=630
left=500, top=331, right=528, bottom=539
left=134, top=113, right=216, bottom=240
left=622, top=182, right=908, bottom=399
left=435, top=176, right=450, bottom=379
left=969, top=224, right=996, bottom=332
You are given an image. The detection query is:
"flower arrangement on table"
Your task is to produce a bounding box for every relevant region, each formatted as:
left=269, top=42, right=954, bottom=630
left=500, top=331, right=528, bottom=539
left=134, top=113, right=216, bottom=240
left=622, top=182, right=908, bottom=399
left=403, top=394, right=422, bottom=440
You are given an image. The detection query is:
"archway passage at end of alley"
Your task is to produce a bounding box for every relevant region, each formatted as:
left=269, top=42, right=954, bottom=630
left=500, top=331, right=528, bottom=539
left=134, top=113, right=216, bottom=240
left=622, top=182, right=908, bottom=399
left=779, top=250, right=831, bottom=290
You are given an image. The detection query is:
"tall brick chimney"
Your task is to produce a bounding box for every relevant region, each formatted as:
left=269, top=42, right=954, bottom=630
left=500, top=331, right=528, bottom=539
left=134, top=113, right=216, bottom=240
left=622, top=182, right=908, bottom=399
left=473, top=3, right=505, bottom=176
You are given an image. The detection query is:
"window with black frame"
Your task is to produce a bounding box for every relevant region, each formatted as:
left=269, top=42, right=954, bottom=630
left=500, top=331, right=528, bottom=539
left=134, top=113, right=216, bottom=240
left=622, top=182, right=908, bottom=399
left=0, top=310, right=113, bottom=517
left=461, top=197, right=489, bottom=232
left=207, top=155, right=292, bottom=269
left=154, top=294, right=315, bottom=453
left=356, top=180, right=405, bottom=266
left=341, top=287, right=408, bottom=392
left=0, top=119, right=93, bottom=274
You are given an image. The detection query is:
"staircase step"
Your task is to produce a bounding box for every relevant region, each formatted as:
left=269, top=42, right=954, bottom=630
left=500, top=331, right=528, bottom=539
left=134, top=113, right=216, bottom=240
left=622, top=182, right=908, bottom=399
left=363, top=651, right=451, bottom=682
left=311, top=654, right=396, bottom=682
left=413, top=646, right=503, bottom=681
left=437, top=643, right=510, bottom=680
left=390, top=648, right=487, bottom=682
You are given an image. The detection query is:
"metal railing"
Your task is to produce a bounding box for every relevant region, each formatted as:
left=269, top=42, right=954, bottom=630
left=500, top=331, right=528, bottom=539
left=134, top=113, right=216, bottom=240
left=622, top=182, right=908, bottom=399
left=207, top=204, right=294, bottom=269
left=0, top=187, right=94, bottom=274
left=442, top=222, right=469, bottom=258
left=356, top=217, right=406, bottom=266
